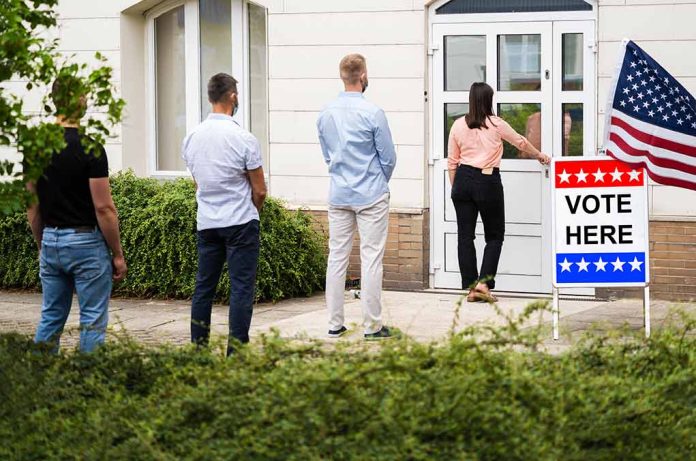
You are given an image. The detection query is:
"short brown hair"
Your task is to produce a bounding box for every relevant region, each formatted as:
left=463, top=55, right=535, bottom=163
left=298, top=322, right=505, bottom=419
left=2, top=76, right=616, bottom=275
left=207, top=73, right=238, bottom=103
left=339, top=54, right=366, bottom=85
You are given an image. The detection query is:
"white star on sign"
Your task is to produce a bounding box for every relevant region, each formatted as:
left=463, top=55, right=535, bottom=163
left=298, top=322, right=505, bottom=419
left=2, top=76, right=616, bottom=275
left=577, top=258, right=590, bottom=272
left=593, top=168, right=606, bottom=183
left=612, top=258, right=625, bottom=272
left=559, top=258, right=573, bottom=273
left=629, top=257, right=644, bottom=272
left=628, top=170, right=641, bottom=182
left=610, top=168, right=624, bottom=182
left=575, top=169, right=588, bottom=183
left=594, top=258, right=607, bottom=272
left=558, top=169, right=571, bottom=183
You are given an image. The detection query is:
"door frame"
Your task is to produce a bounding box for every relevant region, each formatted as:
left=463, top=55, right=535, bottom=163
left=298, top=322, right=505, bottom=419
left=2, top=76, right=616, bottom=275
left=427, top=8, right=598, bottom=292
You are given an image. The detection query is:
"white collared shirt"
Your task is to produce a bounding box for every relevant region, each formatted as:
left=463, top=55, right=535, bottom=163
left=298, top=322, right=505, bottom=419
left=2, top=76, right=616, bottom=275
left=182, top=113, right=263, bottom=231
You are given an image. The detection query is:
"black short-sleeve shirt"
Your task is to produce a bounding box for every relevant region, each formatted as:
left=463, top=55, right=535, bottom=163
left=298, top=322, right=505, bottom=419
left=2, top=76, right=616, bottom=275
left=37, top=127, right=109, bottom=228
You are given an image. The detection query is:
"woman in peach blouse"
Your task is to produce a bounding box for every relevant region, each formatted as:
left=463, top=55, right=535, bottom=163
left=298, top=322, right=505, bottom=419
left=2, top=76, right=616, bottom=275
left=448, top=82, right=550, bottom=302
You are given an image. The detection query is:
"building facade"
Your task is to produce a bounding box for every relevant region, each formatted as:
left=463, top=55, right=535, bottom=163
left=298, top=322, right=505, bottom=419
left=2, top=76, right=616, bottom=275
left=6, top=0, right=696, bottom=299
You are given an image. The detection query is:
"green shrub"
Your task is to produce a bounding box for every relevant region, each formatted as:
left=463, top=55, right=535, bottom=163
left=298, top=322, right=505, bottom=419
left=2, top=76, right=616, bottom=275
left=0, top=305, right=694, bottom=460
left=0, top=171, right=326, bottom=302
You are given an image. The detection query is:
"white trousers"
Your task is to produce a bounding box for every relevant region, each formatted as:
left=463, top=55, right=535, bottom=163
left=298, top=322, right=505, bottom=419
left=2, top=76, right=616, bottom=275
left=326, top=194, right=390, bottom=334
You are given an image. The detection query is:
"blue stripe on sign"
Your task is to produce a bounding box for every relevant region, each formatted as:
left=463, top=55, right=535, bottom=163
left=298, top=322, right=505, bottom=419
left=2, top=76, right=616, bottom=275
left=556, top=252, right=647, bottom=284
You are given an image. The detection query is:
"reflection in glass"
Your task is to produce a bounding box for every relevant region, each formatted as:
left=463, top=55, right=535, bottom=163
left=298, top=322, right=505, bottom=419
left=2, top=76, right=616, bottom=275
left=249, top=2, right=268, bottom=166
left=200, top=0, right=232, bottom=120
left=562, top=33, right=583, bottom=91
left=444, top=36, right=486, bottom=91
left=155, top=6, right=187, bottom=171
left=497, top=103, right=542, bottom=159
left=444, top=103, right=469, bottom=157
left=498, top=34, right=541, bottom=91
left=563, top=103, right=583, bottom=156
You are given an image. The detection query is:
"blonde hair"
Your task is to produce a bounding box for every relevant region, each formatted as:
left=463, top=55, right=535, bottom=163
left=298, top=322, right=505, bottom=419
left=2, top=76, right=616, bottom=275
left=339, top=53, right=366, bottom=85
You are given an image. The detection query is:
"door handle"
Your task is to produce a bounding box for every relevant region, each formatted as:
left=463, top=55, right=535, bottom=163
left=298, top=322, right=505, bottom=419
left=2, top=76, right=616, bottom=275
left=545, top=69, right=550, bottom=80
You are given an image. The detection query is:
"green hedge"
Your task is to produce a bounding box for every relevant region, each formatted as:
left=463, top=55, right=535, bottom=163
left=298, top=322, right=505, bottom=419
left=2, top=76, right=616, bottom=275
left=0, top=305, right=694, bottom=460
left=0, top=171, right=326, bottom=302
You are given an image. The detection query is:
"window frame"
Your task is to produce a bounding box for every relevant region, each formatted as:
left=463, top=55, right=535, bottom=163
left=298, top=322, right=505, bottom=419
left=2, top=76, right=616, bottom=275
left=146, top=0, right=267, bottom=178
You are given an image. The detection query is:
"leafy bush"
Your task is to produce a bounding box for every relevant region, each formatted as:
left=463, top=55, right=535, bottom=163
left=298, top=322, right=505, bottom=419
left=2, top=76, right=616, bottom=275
left=0, top=304, right=693, bottom=460
left=0, top=171, right=326, bottom=302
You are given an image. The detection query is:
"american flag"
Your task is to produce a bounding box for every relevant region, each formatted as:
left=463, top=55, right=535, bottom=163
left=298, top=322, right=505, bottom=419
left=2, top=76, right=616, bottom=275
left=604, top=40, right=696, bottom=191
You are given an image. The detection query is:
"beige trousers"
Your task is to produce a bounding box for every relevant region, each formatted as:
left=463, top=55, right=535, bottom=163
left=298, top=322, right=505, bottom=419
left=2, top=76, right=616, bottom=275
left=325, top=193, right=390, bottom=334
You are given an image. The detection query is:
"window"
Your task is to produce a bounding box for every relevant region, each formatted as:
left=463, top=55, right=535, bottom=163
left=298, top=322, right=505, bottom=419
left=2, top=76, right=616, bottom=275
left=436, top=0, right=592, bottom=15
left=147, top=0, right=268, bottom=175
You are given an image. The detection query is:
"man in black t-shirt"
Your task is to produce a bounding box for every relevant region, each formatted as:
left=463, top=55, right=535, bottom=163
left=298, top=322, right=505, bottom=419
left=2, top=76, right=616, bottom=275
left=27, top=77, right=127, bottom=353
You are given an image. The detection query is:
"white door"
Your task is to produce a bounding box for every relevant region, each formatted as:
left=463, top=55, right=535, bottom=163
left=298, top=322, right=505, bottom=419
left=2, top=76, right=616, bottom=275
left=431, top=21, right=595, bottom=293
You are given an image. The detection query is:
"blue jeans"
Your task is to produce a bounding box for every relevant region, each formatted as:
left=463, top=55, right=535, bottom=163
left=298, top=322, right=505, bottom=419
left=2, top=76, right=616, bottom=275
left=35, top=227, right=113, bottom=353
left=191, top=220, right=260, bottom=355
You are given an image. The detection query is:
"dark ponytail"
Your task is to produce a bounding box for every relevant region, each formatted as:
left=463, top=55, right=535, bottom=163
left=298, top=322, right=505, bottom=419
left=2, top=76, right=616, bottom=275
left=465, top=82, right=495, bottom=129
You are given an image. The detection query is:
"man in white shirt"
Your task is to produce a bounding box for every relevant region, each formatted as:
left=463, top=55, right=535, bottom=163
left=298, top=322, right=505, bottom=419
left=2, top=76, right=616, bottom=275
left=182, top=73, right=267, bottom=356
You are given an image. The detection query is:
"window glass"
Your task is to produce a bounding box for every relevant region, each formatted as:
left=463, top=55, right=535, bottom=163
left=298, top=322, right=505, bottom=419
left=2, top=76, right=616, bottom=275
left=497, top=103, right=541, bottom=159
left=444, top=36, right=486, bottom=91
left=444, top=103, right=468, bottom=157
left=562, top=103, right=583, bottom=156
left=155, top=6, right=187, bottom=171
left=199, top=0, right=233, bottom=119
left=436, top=0, right=592, bottom=15
left=249, top=2, right=268, bottom=167
left=562, top=33, right=583, bottom=91
left=498, top=34, right=541, bottom=91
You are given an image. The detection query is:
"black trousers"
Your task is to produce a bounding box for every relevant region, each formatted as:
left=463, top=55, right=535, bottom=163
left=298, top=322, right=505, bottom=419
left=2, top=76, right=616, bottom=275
left=191, top=220, right=260, bottom=356
left=451, top=164, right=505, bottom=290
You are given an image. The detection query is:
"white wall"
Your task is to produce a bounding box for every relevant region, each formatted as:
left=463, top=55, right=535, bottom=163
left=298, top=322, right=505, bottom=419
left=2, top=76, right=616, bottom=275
left=597, top=0, right=696, bottom=219
left=266, top=0, right=428, bottom=211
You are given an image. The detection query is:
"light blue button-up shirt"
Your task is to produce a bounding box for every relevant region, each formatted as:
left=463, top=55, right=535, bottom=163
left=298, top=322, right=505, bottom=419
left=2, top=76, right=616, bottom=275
left=317, top=92, right=397, bottom=207
left=182, top=113, right=263, bottom=231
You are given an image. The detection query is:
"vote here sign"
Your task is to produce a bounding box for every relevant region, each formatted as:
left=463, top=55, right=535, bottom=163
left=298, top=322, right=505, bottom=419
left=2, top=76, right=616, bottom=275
left=552, top=157, right=649, bottom=287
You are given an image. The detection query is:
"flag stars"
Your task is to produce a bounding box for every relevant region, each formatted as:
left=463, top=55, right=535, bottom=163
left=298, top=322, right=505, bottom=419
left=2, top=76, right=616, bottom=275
left=648, top=110, right=655, bottom=117
left=622, top=87, right=630, bottom=95
left=629, top=257, right=644, bottom=272
left=559, top=258, right=573, bottom=273
left=649, top=75, right=656, bottom=83
left=594, top=258, right=608, bottom=272
left=576, top=258, right=590, bottom=273
left=637, top=92, right=644, bottom=99
left=632, top=83, right=639, bottom=91
left=627, top=75, right=634, bottom=82
left=575, top=169, right=588, bottom=183
left=593, top=168, right=606, bottom=182
left=558, top=169, right=571, bottom=184
left=610, top=168, right=624, bottom=182
left=677, top=119, right=684, bottom=125
left=663, top=114, right=670, bottom=122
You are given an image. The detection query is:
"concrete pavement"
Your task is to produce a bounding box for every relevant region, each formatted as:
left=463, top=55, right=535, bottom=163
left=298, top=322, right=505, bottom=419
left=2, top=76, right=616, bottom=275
left=1, top=289, right=693, bottom=352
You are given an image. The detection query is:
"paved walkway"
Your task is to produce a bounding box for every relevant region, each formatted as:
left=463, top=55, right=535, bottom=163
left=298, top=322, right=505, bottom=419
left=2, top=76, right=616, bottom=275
left=0, top=290, right=693, bottom=352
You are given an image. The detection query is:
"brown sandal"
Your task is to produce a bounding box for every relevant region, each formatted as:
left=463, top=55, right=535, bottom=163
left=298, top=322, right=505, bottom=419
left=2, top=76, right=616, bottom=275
left=473, top=288, right=498, bottom=303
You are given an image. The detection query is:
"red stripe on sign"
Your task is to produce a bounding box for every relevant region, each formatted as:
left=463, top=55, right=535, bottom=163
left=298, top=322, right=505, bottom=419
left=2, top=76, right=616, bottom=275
left=607, top=150, right=696, bottom=191
left=554, top=158, right=644, bottom=188
left=611, top=116, right=696, bottom=157
left=609, top=132, right=696, bottom=176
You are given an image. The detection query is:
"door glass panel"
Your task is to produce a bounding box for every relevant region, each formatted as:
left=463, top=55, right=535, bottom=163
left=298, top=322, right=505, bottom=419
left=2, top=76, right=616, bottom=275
left=199, top=0, right=233, bottom=120
left=498, top=34, right=541, bottom=91
left=562, top=103, right=583, bottom=156
left=444, top=36, right=486, bottom=91
left=436, top=0, right=592, bottom=15
left=249, top=2, right=268, bottom=166
left=497, top=103, right=541, bottom=159
left=562, top=33, right=583, bottom=91
left=155, top=5, right=187, bottom=171
left=444, top=103, right=469, bottom=157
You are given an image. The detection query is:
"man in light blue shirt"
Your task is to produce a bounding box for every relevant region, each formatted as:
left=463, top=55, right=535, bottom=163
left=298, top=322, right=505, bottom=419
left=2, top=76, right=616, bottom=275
left=182, top=73, right=267, bottom=356
left=317, top=53, right=397, bottom=340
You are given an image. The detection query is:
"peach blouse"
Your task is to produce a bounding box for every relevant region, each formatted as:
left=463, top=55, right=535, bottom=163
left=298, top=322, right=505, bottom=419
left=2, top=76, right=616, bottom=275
left=447, top=115, right=537, bottom=170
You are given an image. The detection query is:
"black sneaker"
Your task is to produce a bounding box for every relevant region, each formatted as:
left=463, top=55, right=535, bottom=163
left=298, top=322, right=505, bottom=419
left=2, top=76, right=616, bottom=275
left=327, top=326, right=348, bottom=338
left=364, top=326, right=393, bottom=340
